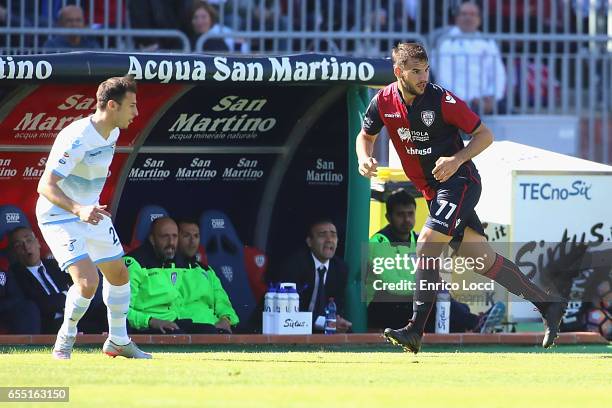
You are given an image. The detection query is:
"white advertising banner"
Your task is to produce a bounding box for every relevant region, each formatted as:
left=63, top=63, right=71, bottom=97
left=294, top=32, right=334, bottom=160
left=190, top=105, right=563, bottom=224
left=510, top=171, right=612, bottom=319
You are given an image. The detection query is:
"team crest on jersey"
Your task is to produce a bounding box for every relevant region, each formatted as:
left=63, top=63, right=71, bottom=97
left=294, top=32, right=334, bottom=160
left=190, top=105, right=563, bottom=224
left=255, top=255, right=265, bottom=268
left=421, top=111, right=435, bottom=127
left=398, top=127, right=412, bottom=142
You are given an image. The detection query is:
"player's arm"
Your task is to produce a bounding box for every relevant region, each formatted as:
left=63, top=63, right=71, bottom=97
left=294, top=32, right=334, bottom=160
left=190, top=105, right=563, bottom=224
left=356, top=130, right=379, bottom=178
left=37, top=169, right=110, bottom=224
left=356, top=93, right=384, bottom=178
left=452, top=122, right=494, bottom=165
left=434, top=91, right=494, bottom=182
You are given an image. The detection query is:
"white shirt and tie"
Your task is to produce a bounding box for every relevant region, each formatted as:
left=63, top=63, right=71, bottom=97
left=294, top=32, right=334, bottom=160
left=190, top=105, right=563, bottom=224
left=26, top=263, right=60, bottom=295
left=26, top=263, right=65, bottom=319
left=308, top=253, right=329, bottom=323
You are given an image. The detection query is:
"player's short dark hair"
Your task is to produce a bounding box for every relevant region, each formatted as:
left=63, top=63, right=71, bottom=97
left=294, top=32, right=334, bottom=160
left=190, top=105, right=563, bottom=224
left=96, top=75, right=137, bottom=110
left=177, top=218, right=200, bottom=231
left=391, top=42, right=428, bottom=70
left=385, top=188, right=416, bottom=214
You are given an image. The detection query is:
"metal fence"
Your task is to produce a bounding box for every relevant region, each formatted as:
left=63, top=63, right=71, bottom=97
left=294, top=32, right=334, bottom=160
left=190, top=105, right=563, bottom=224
left=0, top=0, right=610, bottom=162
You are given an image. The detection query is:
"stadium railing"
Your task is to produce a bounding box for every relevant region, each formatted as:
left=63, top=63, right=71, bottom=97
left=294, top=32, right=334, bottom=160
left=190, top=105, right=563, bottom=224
left=0, top=27, right=190, bottom=54
left=1, top=0, right=610, bottom=163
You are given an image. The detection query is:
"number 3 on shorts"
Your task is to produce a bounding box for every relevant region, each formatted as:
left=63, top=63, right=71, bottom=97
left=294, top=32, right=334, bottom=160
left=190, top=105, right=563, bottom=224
left=435, top=199, right=457, bottom=220
left=109, top=226, right=119, bottom=245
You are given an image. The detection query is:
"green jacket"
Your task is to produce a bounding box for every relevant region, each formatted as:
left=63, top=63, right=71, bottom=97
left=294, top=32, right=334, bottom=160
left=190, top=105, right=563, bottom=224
left=125, top=244, right=183, bottom=330
left=178, top=262, right=239, bottom=326
left=366, top=226, right=418, bottom=303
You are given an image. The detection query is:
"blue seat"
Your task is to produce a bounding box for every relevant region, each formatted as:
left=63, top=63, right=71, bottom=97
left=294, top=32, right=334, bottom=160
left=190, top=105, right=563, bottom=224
left=199, top=210, right=255, bottom=325
left=0, top=205, right=32, bottom=271
left=127, top=205, right=169, bottom=252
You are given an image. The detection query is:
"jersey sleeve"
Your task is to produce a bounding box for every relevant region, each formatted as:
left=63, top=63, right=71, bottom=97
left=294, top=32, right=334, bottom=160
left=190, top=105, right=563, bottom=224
left=45, top=132, right=87, bottom=178
left=362, top=92, right=384, bottom=135
left=440, top=90, right=481, bottom=134
left=124, top=257, right=152, bottom=330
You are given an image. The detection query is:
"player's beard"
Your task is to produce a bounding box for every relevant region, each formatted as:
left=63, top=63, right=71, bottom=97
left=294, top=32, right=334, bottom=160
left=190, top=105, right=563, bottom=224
left=399, top=77, right=425, bottom=99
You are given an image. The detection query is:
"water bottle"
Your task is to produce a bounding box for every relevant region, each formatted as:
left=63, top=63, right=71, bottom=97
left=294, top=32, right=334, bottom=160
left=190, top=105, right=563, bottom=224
left=287, top=286, right=300, bottom=313
left=264, top=284, right=276, bottom=313
left=276, top=286, right=289, bottom=313
left=324, top=297, right=337, bottom=335
left=435, top=288, right=451, bottom=334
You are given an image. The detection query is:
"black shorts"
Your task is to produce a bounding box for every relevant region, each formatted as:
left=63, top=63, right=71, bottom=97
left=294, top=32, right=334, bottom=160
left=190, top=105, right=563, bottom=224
left=424, top=173, right=485, bottom=241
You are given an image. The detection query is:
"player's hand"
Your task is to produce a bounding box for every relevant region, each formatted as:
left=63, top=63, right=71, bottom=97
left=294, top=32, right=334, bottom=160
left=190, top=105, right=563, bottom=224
left=149, top=318, right=180, bottom=334
left=336, top=315, right=353, bottom=333
left=358, top=157, right=378, bottom=178
left=432, top=156, right=461, bottom=183
left=215, top=317, right=232, bottom=333
left=75, top=204, right=112, bottom=225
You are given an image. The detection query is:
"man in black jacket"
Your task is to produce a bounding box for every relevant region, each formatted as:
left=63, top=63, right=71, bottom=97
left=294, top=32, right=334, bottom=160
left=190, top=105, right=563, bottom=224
left=275, top=219, right=352, bottom=332
left=0, top=268, right=40, bottom=334
left=8, top=227, right=106, bottom=334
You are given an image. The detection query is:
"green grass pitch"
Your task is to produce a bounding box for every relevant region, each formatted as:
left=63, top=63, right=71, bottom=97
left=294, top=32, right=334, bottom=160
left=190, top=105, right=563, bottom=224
left=1, top=344, right=610, bottom=408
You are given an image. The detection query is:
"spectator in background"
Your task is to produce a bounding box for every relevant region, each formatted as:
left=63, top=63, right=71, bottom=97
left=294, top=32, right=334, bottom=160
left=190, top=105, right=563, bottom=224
left=8, top=227, right=107, bottom=334
left=274, top=219, right=352, bottom=333
left=435, top=2, right=506, bottom=114
left=188, top=1, right=249, bottom=53
left=0, top=268, right=41, bottom=334
left=43, top=5, right=100, bottom=50
left=128, top=0, right=192, bottom=50
left=177, top=220, right=239, bottom=334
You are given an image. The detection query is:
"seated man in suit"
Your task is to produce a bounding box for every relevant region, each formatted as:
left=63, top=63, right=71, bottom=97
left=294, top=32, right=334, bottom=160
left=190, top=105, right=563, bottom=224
left=176, top=220, right=239, bottom=334
left=8, top=226, right=107, bottom=334
left=0, top=268, right=41, bottom=334
left=276, top=219, right=353, bottom=333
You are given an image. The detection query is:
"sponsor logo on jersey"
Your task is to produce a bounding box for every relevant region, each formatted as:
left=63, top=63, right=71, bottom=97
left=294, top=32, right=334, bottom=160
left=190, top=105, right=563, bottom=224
left=384, top=112, right=401, bottom=118
left=410, top=130, right=429, bottom=142
left=59, top=159, right=66, bottom=165
left=0, top=272, right=6, bottom=286
left=171, top=272, right=177, bottom=285
left=455, top=218, right=462, bottom=228
left=404, top=146, right=432, bottom=156
left=444, top=93, right=456, bottom=104
left=430, top=218, right=449, bottom=228
left=421, top=110, right=435, bottom=127
left=398, top=127, right=412, bottom=142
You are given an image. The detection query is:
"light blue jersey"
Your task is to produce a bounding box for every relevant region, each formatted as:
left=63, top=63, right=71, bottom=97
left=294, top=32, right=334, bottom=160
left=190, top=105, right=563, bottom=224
left=36, top=116, right=119, bottom=225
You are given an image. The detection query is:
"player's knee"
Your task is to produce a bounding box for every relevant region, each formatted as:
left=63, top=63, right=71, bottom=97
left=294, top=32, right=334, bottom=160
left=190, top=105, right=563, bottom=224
left=75, top=275, right=99, bottom=298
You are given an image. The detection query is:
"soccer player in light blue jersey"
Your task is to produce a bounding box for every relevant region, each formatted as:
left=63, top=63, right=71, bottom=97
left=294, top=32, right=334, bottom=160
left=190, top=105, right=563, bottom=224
left=36, top=75, right=151, bottom=359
